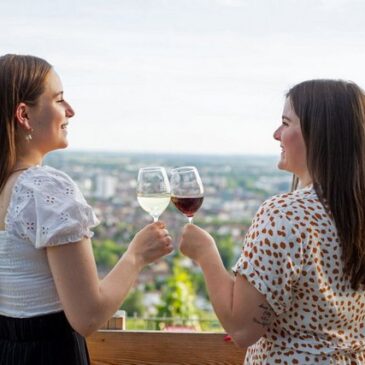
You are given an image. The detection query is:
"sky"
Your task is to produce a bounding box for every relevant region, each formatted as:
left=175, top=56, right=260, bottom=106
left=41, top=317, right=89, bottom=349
left=1, top=0, right=365, bottom=155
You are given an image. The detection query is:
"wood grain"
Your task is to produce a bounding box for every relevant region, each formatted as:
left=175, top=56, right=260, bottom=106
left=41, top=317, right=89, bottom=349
left=87, top=330, right=246, bottom=365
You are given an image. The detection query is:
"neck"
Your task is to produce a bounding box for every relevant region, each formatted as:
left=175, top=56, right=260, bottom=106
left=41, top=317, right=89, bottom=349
left=15, top=154, right=43, bottom=170
left=297, top=173, right=312, bottom=189
left=15, top=134, right=45, bottom=168
left=15, top=142, right=44, bottom=169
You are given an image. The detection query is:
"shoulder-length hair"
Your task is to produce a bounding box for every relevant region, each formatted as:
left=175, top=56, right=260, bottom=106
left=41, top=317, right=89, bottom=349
left=0, top=54, right=51, bottom=192
left=288, top=79, right=365, bottom=290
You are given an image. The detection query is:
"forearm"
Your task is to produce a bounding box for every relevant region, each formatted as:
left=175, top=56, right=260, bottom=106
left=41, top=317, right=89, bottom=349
left=180, top=225, right=271, bottom=347
left=98, top=252, right=141, bottom=315
left=49, top=224, right=172, bottom=337
left=82, top=251, right=143, bottom=335
left=199, top=252, right=237, bottom=334
left=49, top=242, right=144, bottom=337
left=200, top=253, right=274, bottom=347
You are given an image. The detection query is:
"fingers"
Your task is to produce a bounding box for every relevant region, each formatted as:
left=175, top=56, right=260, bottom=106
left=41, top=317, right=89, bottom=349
left=151, top=224, right=171, bottom=240
left=165, top=241, right=174, bottom=254
left=153, top=221, right=166, bottom=229
left=162, top=231, right=173, bottom=251
left=152, top=224, right=173, bottom=254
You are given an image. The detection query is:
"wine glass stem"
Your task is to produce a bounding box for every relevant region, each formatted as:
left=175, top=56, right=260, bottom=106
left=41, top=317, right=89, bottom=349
left=153, top=216, right=159, bottom=222
left=188, top=216, right=193, bottom=224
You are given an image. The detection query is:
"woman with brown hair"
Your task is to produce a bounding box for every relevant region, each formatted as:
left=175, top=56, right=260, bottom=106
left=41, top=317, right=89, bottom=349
left=180, top=79, right=365, bottom=364
left=0, top=54, right=173, bottom=365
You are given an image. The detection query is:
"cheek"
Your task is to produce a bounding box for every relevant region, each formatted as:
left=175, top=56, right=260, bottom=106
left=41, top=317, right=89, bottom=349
left=34, top=108, right=52, bottom=127
left=281, top=131, right=293, bottom=150
left=286, top=131, right=306, bottom=159
left=293, top=129, right=306, bottom=155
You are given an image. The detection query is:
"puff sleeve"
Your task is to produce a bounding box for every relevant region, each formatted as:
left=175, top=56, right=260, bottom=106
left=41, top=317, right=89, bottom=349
left=8, top=166, right=99, bottom=249
left=233, top=198, right=304, bottom=316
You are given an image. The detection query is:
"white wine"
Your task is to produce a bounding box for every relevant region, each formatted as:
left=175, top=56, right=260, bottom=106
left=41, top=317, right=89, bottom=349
left=137, top=194, right=170, bottom=220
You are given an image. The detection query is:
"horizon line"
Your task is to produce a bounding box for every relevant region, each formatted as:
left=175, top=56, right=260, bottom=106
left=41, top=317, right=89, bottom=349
left=50, top=148, right=279, bottom=158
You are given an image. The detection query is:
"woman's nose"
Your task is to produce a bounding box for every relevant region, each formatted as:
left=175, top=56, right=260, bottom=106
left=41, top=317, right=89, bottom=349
left=273, top=126, right=281, bottom=141
left=66, top=103, right=75, bottom=118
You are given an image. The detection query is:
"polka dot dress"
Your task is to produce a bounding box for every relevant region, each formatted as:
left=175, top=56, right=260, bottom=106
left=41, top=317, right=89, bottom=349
left=233, top=186, right=365, bottom=364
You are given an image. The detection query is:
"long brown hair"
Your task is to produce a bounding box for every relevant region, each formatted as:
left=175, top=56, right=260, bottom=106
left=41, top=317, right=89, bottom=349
left=0, top=54, right=52, bottom=192
left=287, top=79, right=365, bottom=290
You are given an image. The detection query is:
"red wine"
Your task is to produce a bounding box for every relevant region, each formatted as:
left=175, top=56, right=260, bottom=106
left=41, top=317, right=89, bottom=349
left=171, top=196, right=204, bottom=217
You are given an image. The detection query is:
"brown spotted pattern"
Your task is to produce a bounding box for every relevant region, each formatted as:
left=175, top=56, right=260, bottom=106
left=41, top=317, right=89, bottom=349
left=233, top=186, right=365, bottom=364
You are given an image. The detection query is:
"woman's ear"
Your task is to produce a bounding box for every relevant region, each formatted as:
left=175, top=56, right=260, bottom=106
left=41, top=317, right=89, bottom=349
left=15, top=102, right=32, bottom=131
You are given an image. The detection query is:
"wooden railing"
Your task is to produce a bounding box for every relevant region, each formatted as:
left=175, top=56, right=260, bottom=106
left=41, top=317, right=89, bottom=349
left=87, top=330, right=246, bottom=365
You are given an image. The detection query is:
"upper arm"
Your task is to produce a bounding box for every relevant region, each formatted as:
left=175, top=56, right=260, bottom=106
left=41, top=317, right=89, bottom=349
left=228, top=200, right=304, bottom=347
left=46, top=237, right=101, bottom=334
left=230, top=273, right=275, bottom=347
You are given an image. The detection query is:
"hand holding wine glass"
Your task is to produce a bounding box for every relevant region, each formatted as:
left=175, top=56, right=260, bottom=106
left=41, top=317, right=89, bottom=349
left=170, top=166, right=204, bottom=223
left=127, top=221, right=174, bottom=268
left=179, top=224, right=217, bottom=266
left=137, top=167, right=171, bottom=222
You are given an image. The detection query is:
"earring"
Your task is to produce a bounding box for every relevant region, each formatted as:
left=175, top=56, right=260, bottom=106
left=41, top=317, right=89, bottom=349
left=25, top=128, right=33, bottom=142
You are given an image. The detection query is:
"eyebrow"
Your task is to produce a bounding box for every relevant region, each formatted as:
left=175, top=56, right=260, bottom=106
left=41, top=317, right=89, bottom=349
left=54, top=91, right=64, bottom=98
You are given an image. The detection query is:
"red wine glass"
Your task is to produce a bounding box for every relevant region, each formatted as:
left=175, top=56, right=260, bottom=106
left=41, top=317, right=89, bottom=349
left=170, top=166, right=204, bottom=223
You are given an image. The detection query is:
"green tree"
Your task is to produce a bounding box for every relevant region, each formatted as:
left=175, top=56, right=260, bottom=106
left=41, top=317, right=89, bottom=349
left=121, top=288, right=145, bottom=317
left=93, top=239, right=126, bottom=269
left=215, top=234, right=236, bottom=269
left=156, top=256, right=199, bottom=330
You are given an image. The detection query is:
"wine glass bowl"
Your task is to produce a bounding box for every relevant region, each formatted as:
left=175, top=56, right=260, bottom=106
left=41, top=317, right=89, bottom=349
left=170, top=166, right=204, bottom=223
left=137, top=167, right=171, bottom=222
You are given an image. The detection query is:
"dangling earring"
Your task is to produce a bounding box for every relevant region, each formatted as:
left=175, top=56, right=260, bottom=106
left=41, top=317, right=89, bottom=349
left=25, top=128, right=33, bottom=142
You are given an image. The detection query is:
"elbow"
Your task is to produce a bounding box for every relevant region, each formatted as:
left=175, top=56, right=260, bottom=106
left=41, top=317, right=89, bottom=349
left=75, top=324, right=97, bottom=338
left=230, top=329, right=262, bottom=349
left=66, top=314, right=100, bottom=338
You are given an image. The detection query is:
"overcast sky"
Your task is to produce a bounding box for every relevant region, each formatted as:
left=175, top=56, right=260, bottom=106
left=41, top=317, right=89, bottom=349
left=1, top=0, right=365, bottom=155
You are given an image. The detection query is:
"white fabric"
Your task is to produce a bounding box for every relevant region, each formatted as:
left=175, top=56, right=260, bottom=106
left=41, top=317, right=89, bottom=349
left=0, top=165, right=99, bottom=318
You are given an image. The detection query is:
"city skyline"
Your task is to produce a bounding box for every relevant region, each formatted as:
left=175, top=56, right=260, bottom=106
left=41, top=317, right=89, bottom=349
left=1, top=0, right=365, bottom=155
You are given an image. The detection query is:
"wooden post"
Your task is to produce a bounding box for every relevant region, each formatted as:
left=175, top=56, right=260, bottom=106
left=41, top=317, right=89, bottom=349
left=100, top=310, right=126, bottom=330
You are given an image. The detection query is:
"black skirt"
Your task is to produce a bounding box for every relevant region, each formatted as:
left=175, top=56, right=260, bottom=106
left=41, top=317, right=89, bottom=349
left=0, top=311, right=90, bottom=365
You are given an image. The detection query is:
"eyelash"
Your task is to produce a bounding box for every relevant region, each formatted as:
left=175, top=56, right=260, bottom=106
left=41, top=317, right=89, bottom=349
left=282, top=121, right=289, bottom=127
left=57, top=99, right=65, bottom=103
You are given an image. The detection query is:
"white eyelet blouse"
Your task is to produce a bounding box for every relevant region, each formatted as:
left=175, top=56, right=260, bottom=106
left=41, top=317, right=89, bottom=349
left=0, top=165, right=99, bottom=318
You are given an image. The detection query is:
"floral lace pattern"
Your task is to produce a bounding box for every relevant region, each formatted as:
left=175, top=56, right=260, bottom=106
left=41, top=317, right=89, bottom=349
left=0, top=165, right=100, bottom=318
left=6, top=165, right=99, bottom=248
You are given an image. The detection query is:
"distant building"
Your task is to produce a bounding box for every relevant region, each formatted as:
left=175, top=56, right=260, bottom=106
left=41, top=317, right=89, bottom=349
left=78, top=178, right=93, bottom=198
left=94, top=175, right=117, bottom=199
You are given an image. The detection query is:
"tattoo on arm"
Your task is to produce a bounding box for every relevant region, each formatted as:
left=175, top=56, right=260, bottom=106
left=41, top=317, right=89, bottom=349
left=253, top=303, right=275, bottom=327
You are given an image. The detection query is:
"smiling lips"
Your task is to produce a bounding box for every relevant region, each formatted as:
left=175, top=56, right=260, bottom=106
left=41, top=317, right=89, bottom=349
left=61, top=122, right=68, bottom=129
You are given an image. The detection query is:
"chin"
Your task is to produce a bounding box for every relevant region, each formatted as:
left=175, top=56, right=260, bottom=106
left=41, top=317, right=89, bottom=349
left=277, top=159, right=285, bottom=170
left=277, top=159, right=291, bottom=173
left=60, top=138, right=69, bottom=148
left=53, top=141, right=68, bottom=151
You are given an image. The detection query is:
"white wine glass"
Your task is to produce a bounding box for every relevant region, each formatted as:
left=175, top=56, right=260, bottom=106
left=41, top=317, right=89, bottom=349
left=137, top=167, right=171, bottom=222
left=170, top=166, right=204, bottom=223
